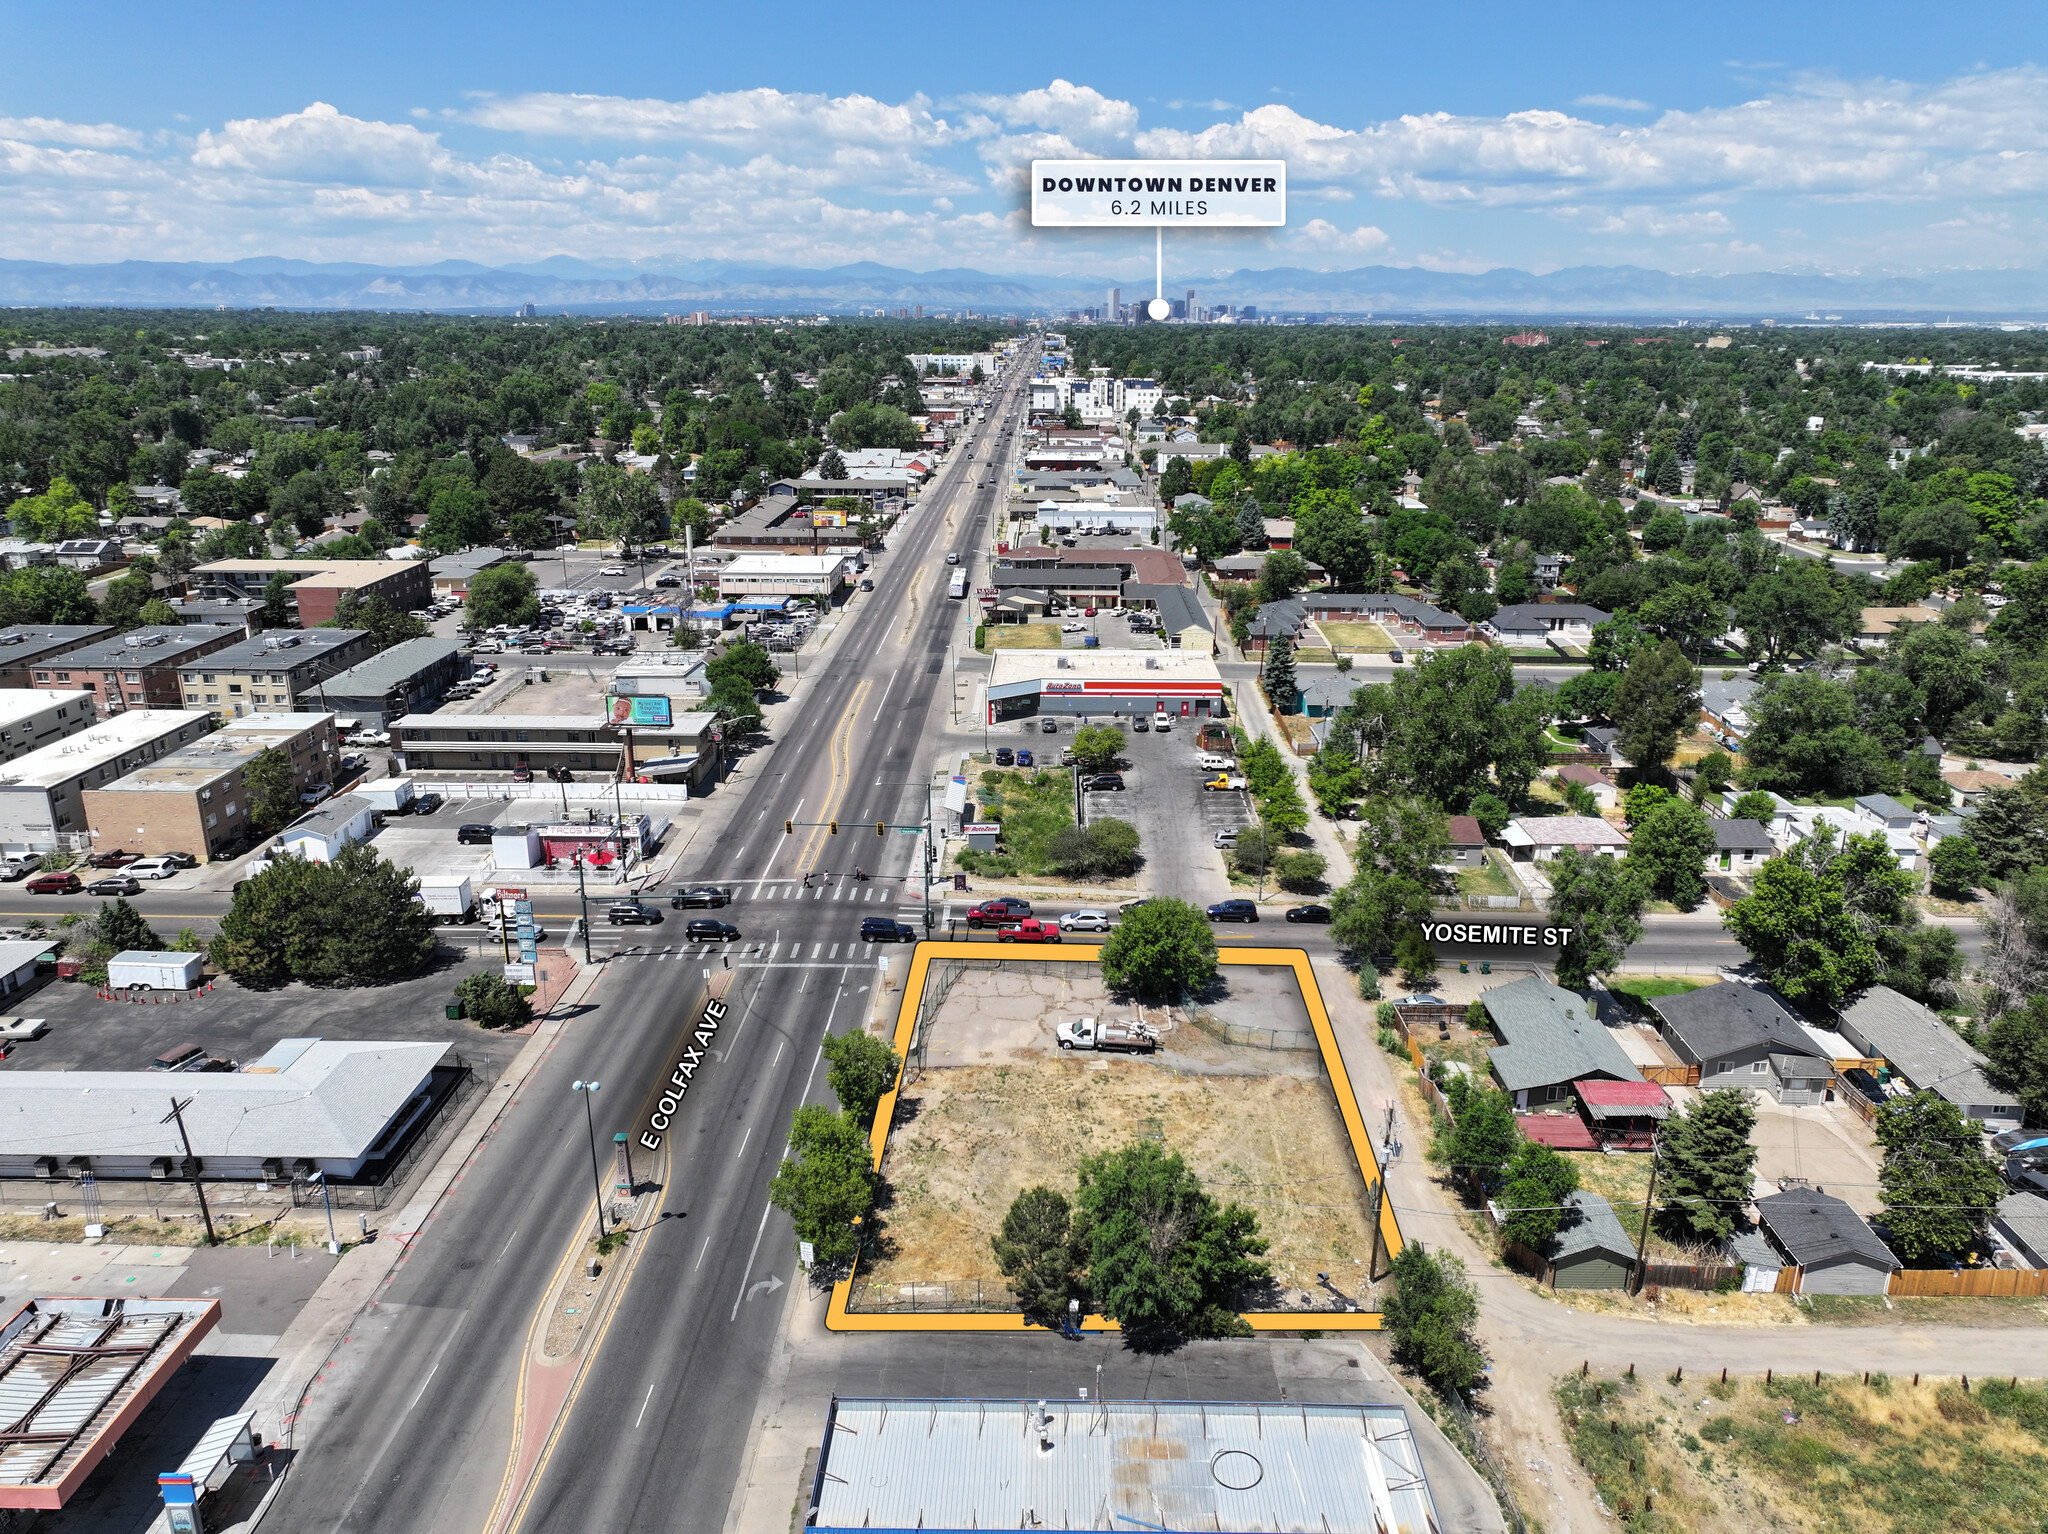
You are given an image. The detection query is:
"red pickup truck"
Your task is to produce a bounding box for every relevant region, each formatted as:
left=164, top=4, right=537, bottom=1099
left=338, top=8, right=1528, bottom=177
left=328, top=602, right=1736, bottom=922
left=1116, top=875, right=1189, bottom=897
left=965, top=898, right=1032, bottom=929
left=995, top=918, right=1062, bottom=944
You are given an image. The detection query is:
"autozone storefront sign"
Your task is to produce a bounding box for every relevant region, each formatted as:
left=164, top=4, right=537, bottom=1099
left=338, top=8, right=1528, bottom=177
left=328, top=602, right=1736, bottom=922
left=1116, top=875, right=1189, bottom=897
left=1421, top=922, right=1567, bottom=948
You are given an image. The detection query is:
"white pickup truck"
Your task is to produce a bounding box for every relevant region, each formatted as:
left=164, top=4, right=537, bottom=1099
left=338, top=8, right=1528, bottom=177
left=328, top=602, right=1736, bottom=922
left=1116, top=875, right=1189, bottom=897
left=1055, top=1016, right=1159, bottom=1054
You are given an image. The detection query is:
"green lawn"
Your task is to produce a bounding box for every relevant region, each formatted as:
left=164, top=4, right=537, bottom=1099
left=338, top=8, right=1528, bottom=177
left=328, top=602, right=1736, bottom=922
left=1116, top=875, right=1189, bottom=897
left=984, top=623, right=1063, bottom=650
left=1454, top=851, right=1518, bottom=901
left=953, top=768, right=1077, bottom=880
left=1318, top=621, right=1394, bottom=653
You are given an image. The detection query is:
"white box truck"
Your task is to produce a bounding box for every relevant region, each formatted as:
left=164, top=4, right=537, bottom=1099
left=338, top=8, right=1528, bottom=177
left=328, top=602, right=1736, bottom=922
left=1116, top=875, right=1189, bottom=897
left=107, top=951, right=206, bottom=992
left=355, top=777, right=417, bottom=815
left=417, top=875, right=477, bottom=924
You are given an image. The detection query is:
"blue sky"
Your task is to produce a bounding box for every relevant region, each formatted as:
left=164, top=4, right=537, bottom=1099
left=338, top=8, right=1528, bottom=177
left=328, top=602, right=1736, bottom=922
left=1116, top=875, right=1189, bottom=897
left=5, top=0, right=2047, bottom=278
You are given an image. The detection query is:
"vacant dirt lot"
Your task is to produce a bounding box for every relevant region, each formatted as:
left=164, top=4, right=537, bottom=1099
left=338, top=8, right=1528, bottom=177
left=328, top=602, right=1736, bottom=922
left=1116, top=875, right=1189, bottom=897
left=861, top=962, right=1378, bottom=1310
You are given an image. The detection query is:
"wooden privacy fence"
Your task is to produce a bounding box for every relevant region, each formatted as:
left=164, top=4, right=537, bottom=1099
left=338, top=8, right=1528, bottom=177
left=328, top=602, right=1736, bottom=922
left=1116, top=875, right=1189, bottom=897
left=1639, top=1261, right=1745, bottom=1292
left=1832, top=1073, right=1882, bottom=1126
left=1889, top=1267, right=2048, bottom=1297
left=1641, top=1063, right=1701, bottom=1087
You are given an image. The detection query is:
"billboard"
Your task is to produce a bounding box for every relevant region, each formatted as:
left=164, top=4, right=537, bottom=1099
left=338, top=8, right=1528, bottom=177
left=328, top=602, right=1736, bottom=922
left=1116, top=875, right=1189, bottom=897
left=608, top=695, right=672, bottom=728
left=1032, top=160, right=1286, bottom=228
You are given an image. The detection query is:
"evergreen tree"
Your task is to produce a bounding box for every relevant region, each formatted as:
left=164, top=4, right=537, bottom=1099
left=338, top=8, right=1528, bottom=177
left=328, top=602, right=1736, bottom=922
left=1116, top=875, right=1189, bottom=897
left=1876, top=1091, right=2006, bottom=1262
left=991, top=1186, right=1086, bottom=1325
left=1653, top=1089, right=1757, bottom=1244
left=818, top=447, right=847, bottom=480
left=1262, top=634, right=1299, bottom=713
left=94, top=898, right=163, bottom=954
left=1234, top=497, right=1267, bottom=550
left=1612, top=638, right=1701, bottom=769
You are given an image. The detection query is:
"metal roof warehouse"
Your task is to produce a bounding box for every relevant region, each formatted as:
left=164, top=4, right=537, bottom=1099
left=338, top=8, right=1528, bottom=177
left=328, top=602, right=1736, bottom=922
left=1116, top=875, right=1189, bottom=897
left=811, top=1398, right=1442, bottom=1534
left=985, top=649, right=1225, bottom=723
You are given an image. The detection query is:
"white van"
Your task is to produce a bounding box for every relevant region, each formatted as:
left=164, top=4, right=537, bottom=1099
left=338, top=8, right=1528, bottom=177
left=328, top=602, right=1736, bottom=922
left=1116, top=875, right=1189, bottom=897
left=128, top=857, right=181, bottom=881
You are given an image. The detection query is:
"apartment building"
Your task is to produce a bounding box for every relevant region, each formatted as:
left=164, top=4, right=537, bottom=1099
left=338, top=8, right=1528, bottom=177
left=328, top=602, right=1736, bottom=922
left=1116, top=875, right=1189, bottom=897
left=0, top=690, right=97, bottom=764
left=44, top=626, right=244, bottom=713
left=177, top=629, right=374, bottom=718
left=0, top=626, right=115, bottom=690
left=82, top=712, right=340, bottom=862
left=392, top=714, right=622, bottom=777
left=190, top=558, right=431, bottom=626
left=0, top=710, right=215, bottom=856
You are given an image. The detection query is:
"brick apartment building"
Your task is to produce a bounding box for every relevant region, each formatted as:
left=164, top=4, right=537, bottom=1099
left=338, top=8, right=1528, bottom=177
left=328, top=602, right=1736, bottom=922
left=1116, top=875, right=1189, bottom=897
left=190, top=558, right=431, bottom=626
left=177, top=629, right=374, bottom=718
left=0, top=626, right=116, bottom=690
left=41, top=626, right=244, bottom=713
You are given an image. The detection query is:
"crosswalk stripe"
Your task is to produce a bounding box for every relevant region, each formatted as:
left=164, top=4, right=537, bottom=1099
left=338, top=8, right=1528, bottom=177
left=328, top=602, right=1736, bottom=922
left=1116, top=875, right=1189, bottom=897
left=828, top=943, right=839, bottom=958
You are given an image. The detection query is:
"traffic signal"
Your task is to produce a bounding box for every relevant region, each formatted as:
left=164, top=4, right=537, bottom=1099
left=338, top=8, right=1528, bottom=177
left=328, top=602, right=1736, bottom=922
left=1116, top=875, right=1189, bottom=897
left=783, top=820, right=793, bottom=835
left=829, top=819, right=839, bottom=835
left=875, top=822, right=885, bottom=837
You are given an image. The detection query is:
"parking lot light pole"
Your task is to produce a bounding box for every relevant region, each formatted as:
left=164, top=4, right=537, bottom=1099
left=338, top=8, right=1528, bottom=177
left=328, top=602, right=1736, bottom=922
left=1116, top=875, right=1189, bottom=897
left=308, top=1171, right=339, bottom=1254
left=571, top=1081, right=606, bottom=1243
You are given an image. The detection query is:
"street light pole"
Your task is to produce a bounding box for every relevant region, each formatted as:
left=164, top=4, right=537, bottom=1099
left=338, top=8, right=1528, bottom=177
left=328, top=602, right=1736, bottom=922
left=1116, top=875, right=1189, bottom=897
left=571, top=1080, right=606, bottom=1243
left=161, top=1097, right=217, bottom=1246
left=575, top=853, right=593, bottom=964
left=309, top=1171, right=339, bottom=1254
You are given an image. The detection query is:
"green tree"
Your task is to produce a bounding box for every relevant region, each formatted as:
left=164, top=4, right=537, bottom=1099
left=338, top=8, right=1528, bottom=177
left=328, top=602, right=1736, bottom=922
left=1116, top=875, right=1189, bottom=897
left=1926, top=836, right=1984, bottom=900
left=991, top=1186, right=1086, bottom=1325
left=1086, top=817, right=1142, bottom=876
left=1261, top=634, right=1299, bottom=713
left=766, top=1105, right=876, bottom=1266
left=209, top=844, right=439, bottom=986
left=1546, top=850, right=1647, bottom=988
left=1073, top=1141, right=1268, bottom=1340
left=576, top=461, right=664, bottom=548
left=96, top=573, right=156, bottom=630
left=1234, top=497, right=1268, bottom=551
left=0, top=566, right=99, bottom=625
left=821, top=1030, right=901, bottom=1128
left=260, top=571, right=294, bottom=628
left=705, top=640, right=781, bottom=696
left=1728, top=789, right=1778, bottom=825
left=1331, top=796, right=1445, bottom=961
left=463, top=563, right=542, bottom=633
left=1383, top=1244, right=1484, bottom=1394
left=8, top=477, right=99, bottom=540
left=1738, top=673, right=1892, bottom=798
left=456, top=972, right=535, bottom=1030
left=1653, top=1089, right=1757, bottom=1244
left=817, top=447, right=847, bottom=480
left=1273, top=850, right=1327, bottom=891
left=1981, top=995, right=2048, bottom=1124
left=1344, top=645, right=1551, bottom=809
left=1468, top=792, right=1510, bottom=839
left=1254, top=549, right=1310, bottom=603
left=1732, top=558, right=1857, bottom=665
left=1611, top=638, right=1700, bottom=773
left=1306, top=743, right=1365, bottom=820
left=1070, top=723, right=1125, bottom=774
left=241, top=746, right=301, bottom=835
left=1723, top=826, right=1914, bottom=1011
left=1496, top=1139, right=1582, bottom=1250
left=828, top=402, right=920, bottom=452
left=1292, top=496, right=1378, bottom=589
left=94, top=898, right=163, bottom=954
left=1965, top=778, right=2048, bottom=881
left=708, top=677, right=765, bottom=739
left=1621, top=782, right=1670, bottom=826
left=1443, top=1087, right=1519, bottom=1192
left=325, top=591, right=429, bottom=652
left=1625, top=797, right=1716, bottom=910
left=1876, top=1092, right=2006, bottom=1263
left=1098, top=898, right=1218, bottom=999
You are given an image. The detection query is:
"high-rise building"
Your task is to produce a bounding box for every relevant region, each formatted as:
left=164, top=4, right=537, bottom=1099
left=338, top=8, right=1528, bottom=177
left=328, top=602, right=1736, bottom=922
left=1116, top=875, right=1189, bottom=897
left=1107, top=287, right=1121, bottom=323
left=914, top=305, right=923, bottom=318
left=1186, top=289, right=1196, bottom=319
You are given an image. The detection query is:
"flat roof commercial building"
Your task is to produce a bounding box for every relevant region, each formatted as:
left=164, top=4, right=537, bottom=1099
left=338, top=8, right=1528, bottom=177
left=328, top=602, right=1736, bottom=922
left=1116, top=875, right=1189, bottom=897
left=190, top=558, right=431, bottom=627
left=0, top=690, right=97, bottom=764
left=715, top=497, right=868, bottom=554
left=313, top=637, right=468, bottom=726
left=0, top=626, right=114, bottom=691
left=31, top=626, right=242, bottom=714
left=0, top=710, right=215, bottom=856
left=393, top=714, right=622, bottom=777
left=81, top=712, right=340, bottom=862
left=176, top=628, right=374, bottom=718
left=812, top=1398, right=1443, bottom=1534
left=986, top=648, right=1225, bottom=724
left=716, top=553, right=852, bottom=600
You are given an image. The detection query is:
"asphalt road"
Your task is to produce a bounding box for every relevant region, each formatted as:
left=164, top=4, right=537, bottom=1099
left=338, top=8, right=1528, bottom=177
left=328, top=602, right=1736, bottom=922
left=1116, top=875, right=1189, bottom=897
left=261, top=364, right=1027, bottom=1534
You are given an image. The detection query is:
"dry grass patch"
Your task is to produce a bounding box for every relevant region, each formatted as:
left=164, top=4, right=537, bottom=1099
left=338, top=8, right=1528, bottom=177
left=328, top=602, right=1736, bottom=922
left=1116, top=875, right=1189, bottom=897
left=985, top=623, right=1064, bottom=649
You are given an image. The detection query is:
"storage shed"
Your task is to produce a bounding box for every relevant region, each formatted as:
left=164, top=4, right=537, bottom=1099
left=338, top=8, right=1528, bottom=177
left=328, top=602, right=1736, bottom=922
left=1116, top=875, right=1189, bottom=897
left=1539, top=1191, right=1637, bottom=1290
left=1755, top=1190, right=1900, bottom=1295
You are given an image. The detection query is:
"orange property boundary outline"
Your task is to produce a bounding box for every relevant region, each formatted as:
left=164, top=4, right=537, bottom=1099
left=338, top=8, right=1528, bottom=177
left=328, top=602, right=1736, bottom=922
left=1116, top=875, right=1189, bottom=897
left=825, top=942, right=1402, bottom=1333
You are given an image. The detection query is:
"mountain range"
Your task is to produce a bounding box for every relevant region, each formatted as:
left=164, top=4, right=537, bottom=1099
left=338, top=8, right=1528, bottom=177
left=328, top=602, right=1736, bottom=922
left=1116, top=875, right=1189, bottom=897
left=5, top=255, right=2048, bottom=319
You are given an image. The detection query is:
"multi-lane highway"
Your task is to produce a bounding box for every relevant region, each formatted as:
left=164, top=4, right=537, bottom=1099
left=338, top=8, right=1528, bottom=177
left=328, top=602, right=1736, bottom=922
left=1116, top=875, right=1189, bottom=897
left=263, top=360, right=1028, bottom=1533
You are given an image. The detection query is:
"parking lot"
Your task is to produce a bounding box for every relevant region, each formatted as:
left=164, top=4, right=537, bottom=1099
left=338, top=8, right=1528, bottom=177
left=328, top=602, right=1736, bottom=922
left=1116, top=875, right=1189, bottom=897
left=1069, top=717, right=1252, bottom=904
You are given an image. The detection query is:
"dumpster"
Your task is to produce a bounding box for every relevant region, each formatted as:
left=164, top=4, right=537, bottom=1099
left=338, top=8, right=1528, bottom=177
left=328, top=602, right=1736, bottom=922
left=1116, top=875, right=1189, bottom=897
left=446, top=1001, right=464, bottom=1021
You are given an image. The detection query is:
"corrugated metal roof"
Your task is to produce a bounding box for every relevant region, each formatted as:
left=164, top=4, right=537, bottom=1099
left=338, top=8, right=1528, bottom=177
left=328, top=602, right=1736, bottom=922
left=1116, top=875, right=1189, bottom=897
left=813, top=1398, right=1440, bottom=1534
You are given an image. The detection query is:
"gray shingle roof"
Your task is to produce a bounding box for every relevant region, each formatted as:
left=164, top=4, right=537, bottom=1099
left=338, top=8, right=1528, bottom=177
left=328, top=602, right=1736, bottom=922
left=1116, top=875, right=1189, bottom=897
left=1710, top=816, right=1775, bottom=852
left=1837, top=985, right=2019, bottom=1115
left=1755, top=1191, right=1898, bottom=1270
left=1652, top=982, right=1827, bottom=1065
left=1489, top=602, right=1610, bottom=629
left=1544, top=1190, right=1636, bottom=1264
left=1854, top=793, right=1915, bottom=821
left=1995, top=1192, right=2048, bottom=1268
left=1484, top=974, right=1646, bottom=1092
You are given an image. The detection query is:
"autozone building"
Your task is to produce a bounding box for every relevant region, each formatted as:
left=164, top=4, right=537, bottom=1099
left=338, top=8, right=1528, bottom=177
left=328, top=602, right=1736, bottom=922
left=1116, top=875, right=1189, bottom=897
left=986, top=650, right=1226, bottom=723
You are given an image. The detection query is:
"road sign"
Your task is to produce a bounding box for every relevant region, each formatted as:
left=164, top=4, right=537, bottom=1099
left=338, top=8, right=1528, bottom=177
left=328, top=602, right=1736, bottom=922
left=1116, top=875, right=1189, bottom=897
left=503, top=962, right=536, bottom=984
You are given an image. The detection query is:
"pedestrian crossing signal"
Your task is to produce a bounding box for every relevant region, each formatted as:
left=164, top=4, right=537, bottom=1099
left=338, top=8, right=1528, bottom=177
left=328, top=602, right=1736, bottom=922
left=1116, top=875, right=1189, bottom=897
left=783, top=820, right=793, bottom=834
left=829, top=820, right=839, bottom=835
left=875, top=822, right=885, bottom=837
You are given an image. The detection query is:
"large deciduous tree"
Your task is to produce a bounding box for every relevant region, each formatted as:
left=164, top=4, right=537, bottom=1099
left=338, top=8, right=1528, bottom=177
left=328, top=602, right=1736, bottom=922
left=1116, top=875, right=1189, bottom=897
left=767, top=1105, right=877, bottom=1266
left=1611, top=639, right=1700, bottom=774
left=1099, top=898, right=1218, bottom=999
left=1876, top=1092, right=2006, bottom=1263
left=1342, top=645, right=1551, bottom=810
left=1545, top=850, right=1647, bottom=988
left=1383, top=1245, right=1484, bottom=1394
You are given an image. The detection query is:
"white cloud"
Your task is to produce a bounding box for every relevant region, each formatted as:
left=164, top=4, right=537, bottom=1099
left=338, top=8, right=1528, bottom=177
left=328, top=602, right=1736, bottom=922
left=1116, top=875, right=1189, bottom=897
left=0, top=116, right=145, bottom=150
left=464, top=88, right=966, bottom=154
left=1574, top=95, right=1652, bottom=112
left=954, top=80, right=1137, bottom=143
left=1292, top=219, right=1391, bottom=256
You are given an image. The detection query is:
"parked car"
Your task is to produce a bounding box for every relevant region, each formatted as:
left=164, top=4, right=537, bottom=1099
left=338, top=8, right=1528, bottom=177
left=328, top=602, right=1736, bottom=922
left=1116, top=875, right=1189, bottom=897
left=685, top=919, right=741, bottom=942
left=412, top=792, right=446, bottom=816
left=1083, top=773, right=1125, bottom=791
left=160, top=852, right=198, bottom=869
left=1040, top=719, right=1058, bottom=733
left=1153, top=714, right=1172, bottom=731
left=1212, top=829, right=1238, bottom=849
left=995, top=918, right=1062, bottom=944
left=25, top=872, right=80, bottom=895
left=458, top=823, right=498, bottom=845
left=1016, top=749, right=1034, bottom=767
left=1203, top=774, right=1249, bottom=792
left=1284, top=904, right=1332, bottom=924
left=860, top=917, right=918, bottom=943
left=670, top=885, right=732, bottom=909
left=606, top=901, right=664, bottom=926
left=345, top=729, right=391, bottom=747
left=85, top=876, right=144, bottom=897
left=127, top=858, right=182, bottom=880
left=1058, top=909, right=1113, bottom=933
left=965, top=897, right=1032, bottom=929
left=87, top=849, right=140, bottom=868
left=1060, top=621, right=1087, bottom=633
left=994, top=747, right=1015, bottom=766
left=298, top=782, right=333, bottom=806
left=511, top=764, right=533, bottom=783
left=1131, top=717, right=1149, bottom=732
left=0, top=860, right=30, bottom=882
left=599, top=565, right=629, bottom=576
left=1206, top=899, right=1260, bottom=923
left=1197, top=753, right=1234, bottom=771
left=653, top=574, right=683, bottom=587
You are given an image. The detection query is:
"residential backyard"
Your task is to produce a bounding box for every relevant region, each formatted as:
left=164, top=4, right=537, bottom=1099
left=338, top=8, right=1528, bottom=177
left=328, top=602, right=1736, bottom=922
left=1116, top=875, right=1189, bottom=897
left=1453, top=848, right=1520, bottom=901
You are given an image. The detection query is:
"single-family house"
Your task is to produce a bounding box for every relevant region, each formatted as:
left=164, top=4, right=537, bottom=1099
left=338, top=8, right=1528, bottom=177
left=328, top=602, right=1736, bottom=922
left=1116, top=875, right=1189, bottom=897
left=1484, top=603, right=1610, bottom=648
left=1719, top=788, right=1798, bottom=840
left=1445, top=814, right=1486, bottom=867
left=1298, top=673, right=1363, bottom=719
left=1837, top=985, right=2023, bottom=1133
left=1531, top=552, right=1566, bottom=585
left=1528, top=1191, right=1638, bottom=1290
left=1993, top=1193, right=2048, bottom=1269
left=1942, top=769, right=2017, bottom=809
left=1754, top=1191, right=1900, bottom=1295
left=1709, top=815, right=1775, bottom=873
left=273, top=794, right=375, bottom=863
left=1552, top=763, right=1619, bottom=809
left=1856, top=606, right=1942, bottom=647
left=1482, top=974, right=1646, bottom=1111
left=1699, top=673, right=1757, bottom=748
left=1651, top=982, right=1832, bottom=1095
left=1500, top=815, right=1630, bottom=862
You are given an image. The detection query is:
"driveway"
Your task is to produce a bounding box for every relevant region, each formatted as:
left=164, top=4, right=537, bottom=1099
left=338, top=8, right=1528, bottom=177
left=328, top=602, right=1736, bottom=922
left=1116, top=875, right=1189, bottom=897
left=1748, top=1097, right=1884, bottom=1215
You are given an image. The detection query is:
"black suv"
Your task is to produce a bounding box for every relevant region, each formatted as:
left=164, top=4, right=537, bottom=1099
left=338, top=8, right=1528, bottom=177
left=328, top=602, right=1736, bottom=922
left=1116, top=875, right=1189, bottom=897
left=412, top=792, right=446, bottom=816
left=607, top=901, right=664, bottom=926
left=1206, top=899, right=1260, bottom=923
left=686, top=919, right=741, bottom=942
left=670, top=885, right=732, bottom=909
left=457, top=823, right=497, bottom=845
left=994, top=747, right=1015, bottom=766
left=1083, top=773, right=1125, bottom=791
left=861, top=917, right=918, bottom=943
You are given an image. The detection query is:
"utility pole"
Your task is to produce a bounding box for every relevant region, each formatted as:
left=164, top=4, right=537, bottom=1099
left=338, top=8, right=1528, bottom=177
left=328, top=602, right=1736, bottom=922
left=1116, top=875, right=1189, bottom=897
left=1631, top=1133, right=1660, bottom=1295
left=161, top=1097, right=217, bottom=1246
left=574, top=853, right=593, bottom=964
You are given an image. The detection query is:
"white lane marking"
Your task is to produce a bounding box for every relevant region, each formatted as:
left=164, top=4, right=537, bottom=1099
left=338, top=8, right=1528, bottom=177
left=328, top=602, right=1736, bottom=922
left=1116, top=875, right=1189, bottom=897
left=736, top=1124, right=752, bottom=1160
left=636, top=1378, right=659, bottom=1429
left=872, top=667, right=900, bottom=721
left=498, top=1230, right=518, bottom=1261
left=729, top=1201, right=776, bottom=1322
left=695, top=1234, right=712, bottom=1271
left=771, top=1039, right=784, bottom=1069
